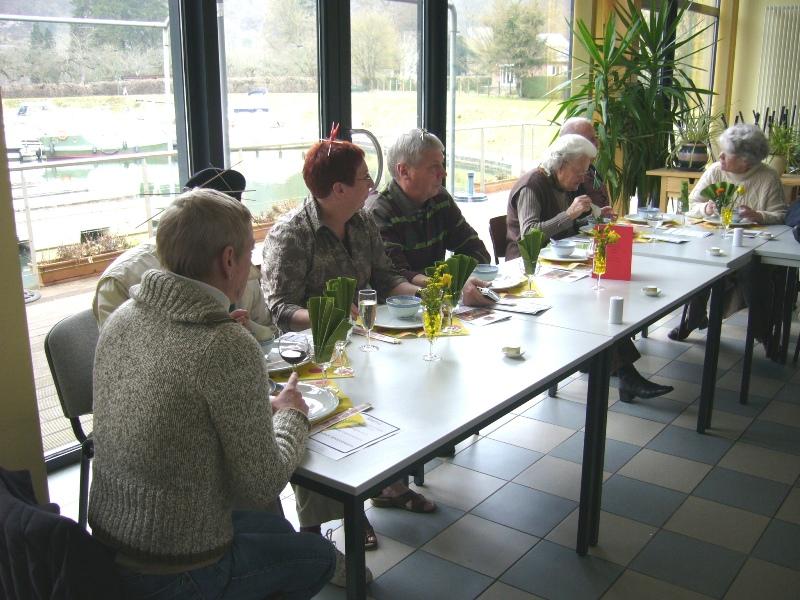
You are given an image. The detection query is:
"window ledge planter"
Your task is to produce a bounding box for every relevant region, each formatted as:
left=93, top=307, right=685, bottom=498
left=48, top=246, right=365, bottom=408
left=37, top=250, right=126, bottom=286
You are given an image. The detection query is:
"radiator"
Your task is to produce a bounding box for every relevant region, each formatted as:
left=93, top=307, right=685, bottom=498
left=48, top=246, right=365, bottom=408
left=756, top=5, right=800, bottom=127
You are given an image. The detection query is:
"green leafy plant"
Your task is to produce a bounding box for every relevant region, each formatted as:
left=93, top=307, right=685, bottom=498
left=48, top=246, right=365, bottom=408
left=308, top=294, right=352, bottom=364
left=551, top=0, right=713, bottom=211
left=768, top=125, right=798, bottom=158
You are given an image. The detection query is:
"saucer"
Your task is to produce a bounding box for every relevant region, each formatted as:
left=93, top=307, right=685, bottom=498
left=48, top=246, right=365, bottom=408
left=502, top=346, right=525, bottom=359
left=707, top=248, right=726, bottom=257
left=642, top=287, right=661, bottom=297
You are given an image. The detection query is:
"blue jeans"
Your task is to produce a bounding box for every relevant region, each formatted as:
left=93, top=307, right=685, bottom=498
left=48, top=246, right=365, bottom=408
left=119, top=511, right=335, bottom=600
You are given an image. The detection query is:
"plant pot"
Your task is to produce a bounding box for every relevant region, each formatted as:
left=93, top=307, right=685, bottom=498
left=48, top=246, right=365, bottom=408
left=37, top=250, right=124, bottom=286
left=675, top=143, right=708, bottom=171
left=765, top=154, right=787, bottom=176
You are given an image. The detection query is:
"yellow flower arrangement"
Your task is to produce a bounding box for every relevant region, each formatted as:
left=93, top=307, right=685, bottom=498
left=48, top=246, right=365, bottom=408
left=699, top=182, right=745, bottom=213
left=419, top=263, right=451, bottom=314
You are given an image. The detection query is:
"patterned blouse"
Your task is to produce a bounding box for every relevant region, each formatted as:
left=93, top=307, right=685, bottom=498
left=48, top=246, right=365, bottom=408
left=262, top=198, right=406, bottom=331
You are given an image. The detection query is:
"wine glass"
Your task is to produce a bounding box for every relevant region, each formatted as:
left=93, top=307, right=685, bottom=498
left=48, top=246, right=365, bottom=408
left=279, top=333, right=310, bottom=373
left=441, top=292, right=462, bottom=334
left=719, top=205, right=734, bottom=238
left=332, top=340, right=354, bottom=376
left=358, top=289, right=378, bottom=352
left=422, top=306, right=442, bottom=361
left=314, top=346, right=334, bottom=388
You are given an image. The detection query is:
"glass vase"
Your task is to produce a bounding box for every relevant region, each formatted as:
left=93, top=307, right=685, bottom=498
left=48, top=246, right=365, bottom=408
left=441, top=293, right=461, bottom=334
left=422, top=306, right=442, bottom=362
left=592, top=244, right=607, bottom=291
left=720, top=205, right=734, bottom=238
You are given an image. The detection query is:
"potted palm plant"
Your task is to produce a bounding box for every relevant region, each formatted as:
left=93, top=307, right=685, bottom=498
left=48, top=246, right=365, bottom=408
left=672, top=108, right=723, bottom=170
left=551, top=0, right=713, bottom=211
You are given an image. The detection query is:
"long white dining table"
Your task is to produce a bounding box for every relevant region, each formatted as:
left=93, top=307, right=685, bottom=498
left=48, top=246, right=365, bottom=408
left=290, top=250, right=734, bottom=599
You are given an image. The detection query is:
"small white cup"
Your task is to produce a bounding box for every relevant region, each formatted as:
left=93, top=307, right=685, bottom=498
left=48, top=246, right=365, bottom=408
left=732, top=228, right=744, bottom=247
left=708, top=246, right=723, bottom=256
left=609, top=296, right=624, bottom=324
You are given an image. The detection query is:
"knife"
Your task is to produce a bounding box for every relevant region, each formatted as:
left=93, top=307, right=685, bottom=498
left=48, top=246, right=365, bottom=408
left=352, top=326, right=401, bottom=344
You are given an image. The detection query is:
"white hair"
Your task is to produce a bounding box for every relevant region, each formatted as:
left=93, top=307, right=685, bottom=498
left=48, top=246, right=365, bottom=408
left=540, top=134, right=597, bottom=174
left=718, top=124, right=769, bottom=167
left=387, top=128, right=445, bottom=180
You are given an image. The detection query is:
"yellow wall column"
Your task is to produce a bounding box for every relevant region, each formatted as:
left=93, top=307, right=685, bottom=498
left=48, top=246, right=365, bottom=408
left=0, top=94, right=48, bottom=502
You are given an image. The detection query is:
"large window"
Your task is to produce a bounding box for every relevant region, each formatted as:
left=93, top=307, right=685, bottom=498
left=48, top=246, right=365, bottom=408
left=446, top=0, right=572, bottom=196
left=0, top=2, right=182, bottom=458
left=220, top=0, right=319, bottom=221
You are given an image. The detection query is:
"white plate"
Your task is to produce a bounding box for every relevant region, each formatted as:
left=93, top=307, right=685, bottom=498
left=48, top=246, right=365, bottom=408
left=264, top=338, right=312, bottom=374
left=539, top=247, right=590, bottom=262
left=489, top=273, right=527, bottom=291
left=702, top=216, right=755, bottom=227
left=298, top=383, right=340, bottom=423
left=373, top=304, right=423, bottom=330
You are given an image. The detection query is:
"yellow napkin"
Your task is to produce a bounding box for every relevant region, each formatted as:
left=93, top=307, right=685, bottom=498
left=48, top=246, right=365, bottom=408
left=501, top=281, right=543, bottom=298
left=271, top=355, right=355, bottom=383
left=373, top=317, right=470, bottom=339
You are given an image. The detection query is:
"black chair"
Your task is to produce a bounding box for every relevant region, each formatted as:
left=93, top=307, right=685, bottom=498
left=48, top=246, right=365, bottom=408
left=488, top=215, right=507, bottom=264
left=44, top=310, right=99, bottom=530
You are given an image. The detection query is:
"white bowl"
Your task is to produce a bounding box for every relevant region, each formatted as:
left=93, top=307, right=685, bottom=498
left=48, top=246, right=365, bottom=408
left=707, top=247, right=724, bottom=256
left=474, top=264, right=499, bottom=280
left=551, top=240, right=576, bottom=258
left=386, top=295, right=421, bottom=319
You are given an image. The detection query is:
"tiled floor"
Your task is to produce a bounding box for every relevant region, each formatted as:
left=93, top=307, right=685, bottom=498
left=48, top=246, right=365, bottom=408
left=49, top=307, right=800, bottom=599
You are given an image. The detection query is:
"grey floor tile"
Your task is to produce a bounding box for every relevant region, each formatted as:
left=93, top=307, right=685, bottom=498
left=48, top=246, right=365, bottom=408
left=630, top=530, right=746, bottom=598
left=451, top=437, right=543, bottom=481
left=602, top=570, right=714, bottom=600
left=513, top=455, right=585, bottom=502
left=671, top=403, right=752, bottom=441
left=775, top=382, right=800, bottom=405
left=413, top=463, right=506, bottom=512
left=706, top=387, right=770, bottom=418
left=759, top=401, right=800, bottom=428
left=716, top=370, right=785, bottom=398
left=646, top=425, right=732, bottom=465
left=371, top=549, right=492, bottom=600
left=609, top=394, right=687, bottom=424
left=367, top=502, right=464, bottom=548
left=656, top=360, right=705, bottom=384
left=471, top=482, right=577, bottom=538
left=501, top=540, right=623, bottom=600
left=635, top=337, right=692, bottom=360
left=476, top=582, right=544, bottom=600
left=601, top=474, right=687, bottom=527
left=740, top=420, right=800, bottom=456
left=718, top=442, right=800, bottom=485
left=725, top=557, right=800, bottom=600
left=776, top=487, right=800, bottom=525
left=693, top=467, right=790, bottom=516
left=549, top=432, right=639, bottom=473
left=752, top=519, right=800, bottom=571
left=423, top=514, right=538, bottom=578
left=523, top=396, right=588, bottom=429
left=732, top=357, right=800, bottom=382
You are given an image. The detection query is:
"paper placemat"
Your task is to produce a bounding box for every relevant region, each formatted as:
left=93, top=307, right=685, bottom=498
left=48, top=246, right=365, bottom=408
left=373, top=316, right=470, bottom=339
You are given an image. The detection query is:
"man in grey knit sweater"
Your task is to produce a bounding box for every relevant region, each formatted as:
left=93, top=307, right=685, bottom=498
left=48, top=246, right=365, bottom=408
left=90, top=189, right=336, bottom=599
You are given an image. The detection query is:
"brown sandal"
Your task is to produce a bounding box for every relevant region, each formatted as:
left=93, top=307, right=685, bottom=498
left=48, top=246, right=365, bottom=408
left=371, top=489, right=436, bottom=513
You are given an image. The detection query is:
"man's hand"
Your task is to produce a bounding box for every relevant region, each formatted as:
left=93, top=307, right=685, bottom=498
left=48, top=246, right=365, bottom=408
left=566, top=194, right=592, bottom=220
left=229, top=308, right=250, bottom=327
left=462, top=277, right=495, bottom=307
left=270, top=373, right=308, bottom=416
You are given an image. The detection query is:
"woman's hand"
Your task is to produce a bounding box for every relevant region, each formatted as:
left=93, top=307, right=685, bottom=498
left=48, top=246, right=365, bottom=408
left=737, top=205, right=763, bottom=224
left=600, top=206, right=617, bottom=220
left=704, top=200, right=717, bottom=216
left=566, top=195, right=592, bottom=220
left=229, top=308, right=250, bottom=327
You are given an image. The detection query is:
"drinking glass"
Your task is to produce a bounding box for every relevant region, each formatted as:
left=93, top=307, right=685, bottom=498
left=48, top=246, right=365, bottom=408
left=314, top=347, right=334, bottom=388
left=422, top=306, right=442, bottom=361
left=719, top=205, right=734, bottom=238
left=332, top=340, right=354, bottom=376
left=441, top=292, right=461, bottom=334
left=279, top=333, right=310, bottom=373
left=519, top=259, right=539, bottom=297
left=644, top=213, right=664, bottom=242
left=592, top=242, right=607, bottom=291
left=358, top=289, right=378, bottom=352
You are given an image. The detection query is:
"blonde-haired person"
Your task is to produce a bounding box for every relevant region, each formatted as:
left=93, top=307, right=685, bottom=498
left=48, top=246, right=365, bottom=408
left=90, top=188, right=335, bottom=599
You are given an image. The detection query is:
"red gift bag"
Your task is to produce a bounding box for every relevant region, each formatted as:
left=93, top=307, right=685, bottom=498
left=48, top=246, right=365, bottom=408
left=591, top=224, right=633, bottom=281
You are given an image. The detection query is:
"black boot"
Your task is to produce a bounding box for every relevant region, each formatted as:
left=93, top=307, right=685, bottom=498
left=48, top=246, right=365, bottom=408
left=616, top=365, right=673, bottom=403
left=668, top=304, right=709, bottom=341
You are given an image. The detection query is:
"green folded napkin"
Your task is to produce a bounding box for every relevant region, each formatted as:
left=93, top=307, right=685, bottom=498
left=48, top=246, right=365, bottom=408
left=324, top=276, right=356, bottom=314
left=519, top=229, right=543, bottom=275
left=308, top=292, right=352, bottom=364
left=424, top=254, right=479, bottom=303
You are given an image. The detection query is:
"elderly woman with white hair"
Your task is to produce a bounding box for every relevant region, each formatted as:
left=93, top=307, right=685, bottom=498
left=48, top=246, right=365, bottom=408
left=505, top=135, right=673, bottom=403
left=687, top=123, right=786, bottom=225
left=505, top=133, right=612, bottom=259
left=669, top=124, right=787, bottom=341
